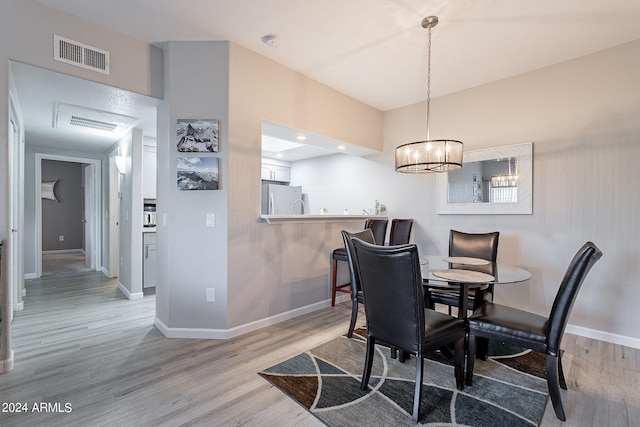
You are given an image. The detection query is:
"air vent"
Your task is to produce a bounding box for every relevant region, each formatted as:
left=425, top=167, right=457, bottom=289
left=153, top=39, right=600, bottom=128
left=53, top=35, right=110, bottom=74
left=69, top=116, right=118, bottom=132
left=55, top=103, right=137, bottom=136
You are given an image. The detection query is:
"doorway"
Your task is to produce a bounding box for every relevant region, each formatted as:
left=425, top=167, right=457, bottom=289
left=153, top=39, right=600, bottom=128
left=35, top=154, right=102, bottom=279
left=39, top=159, right=97, bottom=277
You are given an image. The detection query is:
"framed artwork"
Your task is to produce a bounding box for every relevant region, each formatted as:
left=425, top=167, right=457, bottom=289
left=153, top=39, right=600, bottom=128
left=42, top=180, right=59, bottom=201
left=177, top=157, right=219, bottom=190
left=176, top=119, right=219, bottom=152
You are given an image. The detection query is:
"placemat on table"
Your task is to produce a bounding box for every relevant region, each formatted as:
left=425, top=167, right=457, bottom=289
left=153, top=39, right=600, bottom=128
left=432, top=269, right=495, bottom=282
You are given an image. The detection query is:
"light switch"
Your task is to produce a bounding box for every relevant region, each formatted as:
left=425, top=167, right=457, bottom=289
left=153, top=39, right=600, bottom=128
left=206, top=213, right=216, bottom=228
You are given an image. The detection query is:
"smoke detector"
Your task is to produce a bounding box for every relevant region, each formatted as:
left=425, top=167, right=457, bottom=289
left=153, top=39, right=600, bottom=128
left=261, top=34, right=280, bottom=48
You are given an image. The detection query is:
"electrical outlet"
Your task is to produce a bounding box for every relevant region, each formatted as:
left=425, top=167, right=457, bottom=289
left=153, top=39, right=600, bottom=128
left=206, top=288, right=216, bottom=302
left=59, top=235, right=64, bottom=241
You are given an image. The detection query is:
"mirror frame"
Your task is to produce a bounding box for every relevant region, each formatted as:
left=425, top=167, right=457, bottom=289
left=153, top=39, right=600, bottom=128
left=437, top=142, right=533, bottom=215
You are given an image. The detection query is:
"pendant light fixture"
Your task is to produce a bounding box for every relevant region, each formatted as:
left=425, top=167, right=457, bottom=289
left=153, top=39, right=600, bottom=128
left=395, top=16, right=463, bottom=173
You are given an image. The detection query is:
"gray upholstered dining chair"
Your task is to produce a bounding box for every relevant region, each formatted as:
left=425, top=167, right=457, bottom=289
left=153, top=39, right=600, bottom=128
left=351, top=237, right=466, bottom=422
left=465, top=241, right=602, bottom=421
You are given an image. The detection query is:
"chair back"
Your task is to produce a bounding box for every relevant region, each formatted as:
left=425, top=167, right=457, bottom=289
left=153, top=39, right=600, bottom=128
left=389, top=218, right=414, bottom=245
left=341, top=229, right=375, bottom=299
left=364, top=218, right=388, bottom=245
left=449, top=229, right=499, bottom=261
left=351, top=238, right=424, bottom=354
left=546, top=242, right=602, bottom=356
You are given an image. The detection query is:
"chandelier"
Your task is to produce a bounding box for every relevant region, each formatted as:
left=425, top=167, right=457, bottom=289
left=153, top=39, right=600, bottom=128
left=395, top=16, right=463, bottom=173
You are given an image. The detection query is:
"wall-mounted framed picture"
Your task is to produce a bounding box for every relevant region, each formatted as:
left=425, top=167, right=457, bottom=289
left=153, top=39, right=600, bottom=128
left=176, top=119, right=219, bottom=152
left=177, top=157, right=219, bottom=190
left=42, top=180, right=59, bottom=201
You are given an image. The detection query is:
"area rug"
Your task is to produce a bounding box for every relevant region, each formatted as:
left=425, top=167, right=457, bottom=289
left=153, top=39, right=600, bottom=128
left=259, top=329, right=549, bottom=426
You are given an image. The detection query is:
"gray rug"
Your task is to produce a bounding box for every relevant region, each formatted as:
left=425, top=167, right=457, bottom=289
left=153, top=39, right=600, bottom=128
left=259, top=331, right=548, bottom=426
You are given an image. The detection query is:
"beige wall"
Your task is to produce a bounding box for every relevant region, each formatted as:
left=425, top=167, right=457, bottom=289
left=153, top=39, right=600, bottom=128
left=383, top=39, right=640, bottom=343
left=227, top=43, right=382, bottom=327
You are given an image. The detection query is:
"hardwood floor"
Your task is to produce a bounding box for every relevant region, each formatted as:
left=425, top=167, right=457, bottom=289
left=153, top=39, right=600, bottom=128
left=1, top=266, right=638, bottom=426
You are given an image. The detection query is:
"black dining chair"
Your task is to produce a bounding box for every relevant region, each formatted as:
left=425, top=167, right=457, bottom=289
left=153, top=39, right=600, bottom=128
left=465, top=242, right=602, bottom=421
left=388, top=218, right=413, bottom=245
left=364, top=218, right=388, bottom=246
left=351, top=237, right=466, bottom=422
left=340, top=228, right=375, bottom=338
left=330, top=218, right=388, bottom=306
left=427, top=230, right=500, bottom=315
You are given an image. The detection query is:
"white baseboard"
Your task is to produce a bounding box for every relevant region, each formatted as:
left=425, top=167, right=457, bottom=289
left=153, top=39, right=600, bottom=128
left=24, top=273, right=38, bottom=280
left=151, top=295, right=639, bottom=350
left=0, top=350, right=15, bottom=373
left=117, top=282, right=144, bottom=301
left=42, top=249, right=84, bottom=254
left=566, top=324, right=640, bottom=350
left=14, top=301, right=24, bottom=311
left=155, top=299, right=335, bottom=339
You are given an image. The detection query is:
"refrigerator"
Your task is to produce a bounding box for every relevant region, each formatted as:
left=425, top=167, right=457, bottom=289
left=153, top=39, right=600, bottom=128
left=262, top=183, right=303, bottom=215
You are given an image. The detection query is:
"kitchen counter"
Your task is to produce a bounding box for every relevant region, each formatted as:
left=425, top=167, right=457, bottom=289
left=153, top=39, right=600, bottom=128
left=260, top=214, right=387, bottom=224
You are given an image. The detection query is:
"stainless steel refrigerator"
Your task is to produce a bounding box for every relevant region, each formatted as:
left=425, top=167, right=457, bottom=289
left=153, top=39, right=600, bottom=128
left=261, top=183, right=303, bottom=214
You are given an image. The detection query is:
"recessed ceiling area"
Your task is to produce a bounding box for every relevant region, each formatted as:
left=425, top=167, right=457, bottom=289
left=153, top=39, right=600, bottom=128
left=10, top=61, right=159, bottom=153
left=261, top=121, right=378, bottom=162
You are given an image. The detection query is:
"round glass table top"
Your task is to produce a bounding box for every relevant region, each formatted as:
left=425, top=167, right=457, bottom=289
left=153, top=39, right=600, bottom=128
left=421, top=255, right=531, bottom=287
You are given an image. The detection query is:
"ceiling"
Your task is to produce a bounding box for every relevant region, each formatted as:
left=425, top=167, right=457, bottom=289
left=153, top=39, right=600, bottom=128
left=14, top=0, right=640, bottom=155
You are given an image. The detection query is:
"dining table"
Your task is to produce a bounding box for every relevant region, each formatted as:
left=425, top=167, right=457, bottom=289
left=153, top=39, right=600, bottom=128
left=421, top=255, right=531, bottom=320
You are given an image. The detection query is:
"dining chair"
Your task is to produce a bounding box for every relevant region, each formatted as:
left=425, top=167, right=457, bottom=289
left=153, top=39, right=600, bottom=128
left=351, top=237, right=466, bottom=422
left=330, top=218, right=388, bottom=306
left=388, top=218, right=413, bottom=245
left=465, top=242, right=602, bottom=421
left=427, top=230, right=500, bottom=315
left=364, top=218, right=388, bottom=245
left=340, top=228, right=375, bottom=337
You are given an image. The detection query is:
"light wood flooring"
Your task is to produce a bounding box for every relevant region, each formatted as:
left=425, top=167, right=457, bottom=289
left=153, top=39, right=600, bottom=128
left=0, top=263, right=638, bottom=426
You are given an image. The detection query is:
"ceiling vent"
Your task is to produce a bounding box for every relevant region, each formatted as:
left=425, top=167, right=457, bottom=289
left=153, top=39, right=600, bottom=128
left=53, top=35, right=110, bottom=74
left=54, top=103, right=137, bottom=136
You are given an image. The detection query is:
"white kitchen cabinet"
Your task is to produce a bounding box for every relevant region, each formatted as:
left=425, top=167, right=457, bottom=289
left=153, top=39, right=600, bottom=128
left=143, top=232, right=157, bottom=288
left=143, top=145, right=157, bottom=199
left=261, top=161, right=291, bottom=183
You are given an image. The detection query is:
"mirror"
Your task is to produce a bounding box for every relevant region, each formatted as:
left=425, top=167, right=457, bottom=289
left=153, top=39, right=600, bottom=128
left=437, top=142, right=532, bottom=214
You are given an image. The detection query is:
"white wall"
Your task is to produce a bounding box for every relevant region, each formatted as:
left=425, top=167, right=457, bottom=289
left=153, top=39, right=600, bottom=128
left=115, top=130, right=144, bottom=300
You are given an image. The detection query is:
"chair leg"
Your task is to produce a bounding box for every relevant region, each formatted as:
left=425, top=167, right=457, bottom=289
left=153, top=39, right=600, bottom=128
left=360, top=337, right=376, bottom=390
left=412, top=355, right=424, bottom=422
left=331, top=259, right=338, bottom=306
left=546, top=354, right=567, bottom=421
left=476, top=337, right=489, bottom=360
left=454, top=337, right=464, bottom=391
left=466, top=334, right=477, bottom=386
left=558, top=352, right=567, bottom=390
left=346, top=300, right=358, bottom=338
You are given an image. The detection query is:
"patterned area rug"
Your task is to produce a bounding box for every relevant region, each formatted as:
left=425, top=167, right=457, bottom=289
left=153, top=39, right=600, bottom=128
left=259, top=329, right=548, bottom=426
